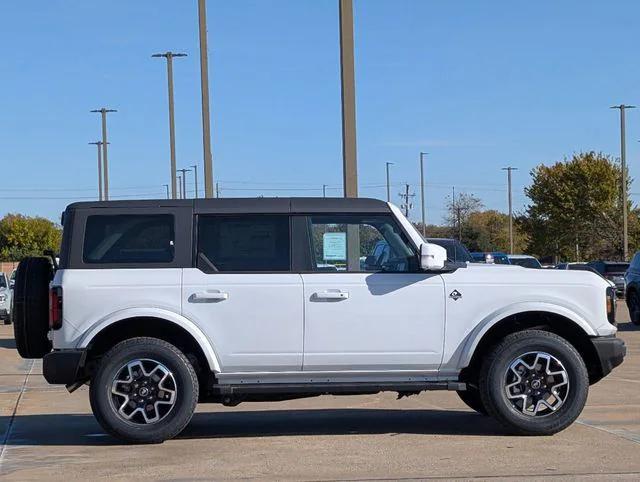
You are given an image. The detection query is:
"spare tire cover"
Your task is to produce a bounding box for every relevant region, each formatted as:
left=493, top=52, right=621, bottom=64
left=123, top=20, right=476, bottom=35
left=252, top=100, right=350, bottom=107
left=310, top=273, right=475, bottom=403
left=12, top=257, right=53, bottom=359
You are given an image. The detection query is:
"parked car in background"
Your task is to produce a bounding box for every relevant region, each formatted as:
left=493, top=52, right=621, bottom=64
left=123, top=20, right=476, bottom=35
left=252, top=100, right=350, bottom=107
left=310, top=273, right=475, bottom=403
left=507, top=255, right=542, bottom=269
left=426, top=238, right=473, bottom=263
left=624, top=253, right=640, bottom=325
left=471, top=252, right=511, bottom=264
left=587, top=261, right=628, bottom=296
left=0, top=273, right=11, bottom=324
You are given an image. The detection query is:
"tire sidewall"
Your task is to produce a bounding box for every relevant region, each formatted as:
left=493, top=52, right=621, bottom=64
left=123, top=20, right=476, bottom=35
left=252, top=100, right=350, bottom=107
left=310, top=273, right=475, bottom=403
left=482, top=333, right=588, bottom=435
left=90, top=339, right=198, bottom=443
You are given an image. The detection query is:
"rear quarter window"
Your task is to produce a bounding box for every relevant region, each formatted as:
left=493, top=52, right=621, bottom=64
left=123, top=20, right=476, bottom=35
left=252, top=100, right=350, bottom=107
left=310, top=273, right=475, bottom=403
left=83, top=214, right=175, bottom=264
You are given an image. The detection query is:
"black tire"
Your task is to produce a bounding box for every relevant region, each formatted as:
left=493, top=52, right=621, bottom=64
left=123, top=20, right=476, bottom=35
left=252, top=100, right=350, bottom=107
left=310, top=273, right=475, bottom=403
left=627, top=290, right=640, bottom=325
left=3, top=317, right=10, bottom=326
left=90, top=337, right=199, bottom=444
left=457, top=388, right=487, bottom=415
left=12, top=257, right=53, bottom=358
left=479, top=330, right=589, bottom=435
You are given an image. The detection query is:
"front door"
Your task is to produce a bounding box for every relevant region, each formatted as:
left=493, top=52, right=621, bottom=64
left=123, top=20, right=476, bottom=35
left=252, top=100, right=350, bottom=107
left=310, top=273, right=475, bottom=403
left=182, top=214, right=303, bottom=373
left=301, top=214, right=445, bottom=372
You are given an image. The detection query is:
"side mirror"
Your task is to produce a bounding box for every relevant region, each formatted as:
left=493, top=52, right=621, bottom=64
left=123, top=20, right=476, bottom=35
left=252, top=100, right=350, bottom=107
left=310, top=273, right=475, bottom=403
left=420, top=243, right=447, bottom=271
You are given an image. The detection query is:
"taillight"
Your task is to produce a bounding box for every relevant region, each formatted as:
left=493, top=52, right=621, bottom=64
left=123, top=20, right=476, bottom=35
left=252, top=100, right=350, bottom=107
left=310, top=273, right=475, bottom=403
left=49, top=286, right=63, bottom=330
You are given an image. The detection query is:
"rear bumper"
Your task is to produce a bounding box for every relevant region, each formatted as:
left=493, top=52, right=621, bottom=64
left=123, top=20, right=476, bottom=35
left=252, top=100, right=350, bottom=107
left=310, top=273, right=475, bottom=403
left=43, top=349, right=86, bottom=385
left=591, top=336, right=626, bottom=378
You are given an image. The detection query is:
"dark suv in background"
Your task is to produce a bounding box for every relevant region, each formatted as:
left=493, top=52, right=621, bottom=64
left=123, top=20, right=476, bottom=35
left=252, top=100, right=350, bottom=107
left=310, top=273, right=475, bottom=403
left=624, top=253, right=640, bottom=325
left=588, top=261, right=628, bottom=296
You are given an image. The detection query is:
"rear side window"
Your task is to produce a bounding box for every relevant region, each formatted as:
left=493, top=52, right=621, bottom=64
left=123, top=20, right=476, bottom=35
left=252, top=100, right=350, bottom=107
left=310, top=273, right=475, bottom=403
left=197, top=215, right=290, bottom=272
left=83, top=215, right=175, bottom=264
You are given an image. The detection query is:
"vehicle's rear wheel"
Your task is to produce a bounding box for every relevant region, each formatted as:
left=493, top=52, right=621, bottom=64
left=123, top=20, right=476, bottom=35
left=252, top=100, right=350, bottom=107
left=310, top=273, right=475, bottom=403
left=456, top=388, right=487, bottom=415
left=479, top=330, right=588, bottom=435
left=90, top=337, right=199, bottom=444
left=628, top=291, right=640, bottom=325
left=12, top=257, right=53, bottom=358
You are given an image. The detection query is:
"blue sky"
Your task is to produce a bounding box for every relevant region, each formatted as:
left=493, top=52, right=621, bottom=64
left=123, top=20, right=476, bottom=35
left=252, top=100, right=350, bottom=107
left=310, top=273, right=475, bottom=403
left=1, top=0, right=639, bottom=223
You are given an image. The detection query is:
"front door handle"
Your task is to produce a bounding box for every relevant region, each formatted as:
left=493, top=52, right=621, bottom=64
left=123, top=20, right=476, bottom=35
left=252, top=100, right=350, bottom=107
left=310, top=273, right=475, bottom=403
left=189, top=291, right=229, bottom=303
left=312, top=290, right=350, bottom=301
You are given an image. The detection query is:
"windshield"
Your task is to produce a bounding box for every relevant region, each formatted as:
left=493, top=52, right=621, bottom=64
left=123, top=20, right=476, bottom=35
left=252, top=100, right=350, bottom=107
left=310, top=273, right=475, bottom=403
left=427, top=239, right=473, bottom=263
left=603, top=264, right=629, bottom=274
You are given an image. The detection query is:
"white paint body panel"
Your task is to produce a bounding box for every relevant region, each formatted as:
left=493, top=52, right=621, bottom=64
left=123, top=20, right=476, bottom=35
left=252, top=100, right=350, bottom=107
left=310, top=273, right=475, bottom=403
left=301, top=273, right=445, bottom=371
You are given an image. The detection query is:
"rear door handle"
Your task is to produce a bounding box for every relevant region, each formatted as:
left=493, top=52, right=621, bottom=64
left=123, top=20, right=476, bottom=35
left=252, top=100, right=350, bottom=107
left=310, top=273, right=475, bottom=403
left=313, top=290, right=349, bottom=301
left=189, top=291, right=229, bottom=303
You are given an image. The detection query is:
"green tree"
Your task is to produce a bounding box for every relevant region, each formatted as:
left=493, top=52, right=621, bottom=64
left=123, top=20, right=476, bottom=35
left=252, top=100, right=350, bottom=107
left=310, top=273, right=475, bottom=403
left=0, top=214, right=62, bottom=261
left=466, top=210, right=528, bottom=253
left=523, top=151, right=634, bottom=261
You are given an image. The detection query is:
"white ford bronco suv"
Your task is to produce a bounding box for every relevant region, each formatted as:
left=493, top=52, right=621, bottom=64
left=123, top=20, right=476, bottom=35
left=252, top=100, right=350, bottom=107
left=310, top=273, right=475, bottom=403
left=12, top=198, right=625, bottom=443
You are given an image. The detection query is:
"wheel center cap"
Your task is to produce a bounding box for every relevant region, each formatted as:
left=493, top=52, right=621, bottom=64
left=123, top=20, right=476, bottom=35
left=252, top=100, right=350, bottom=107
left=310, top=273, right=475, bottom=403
left=138, top=387, right=150, bottom=397
left=531, top=379, right=542, bottom=390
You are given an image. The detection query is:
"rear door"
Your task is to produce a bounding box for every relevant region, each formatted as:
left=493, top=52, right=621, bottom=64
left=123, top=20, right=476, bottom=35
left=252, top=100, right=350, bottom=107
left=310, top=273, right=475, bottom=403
left=182, top=214, right=304, bottom=373
left=300, top=214, right=446, bottom=372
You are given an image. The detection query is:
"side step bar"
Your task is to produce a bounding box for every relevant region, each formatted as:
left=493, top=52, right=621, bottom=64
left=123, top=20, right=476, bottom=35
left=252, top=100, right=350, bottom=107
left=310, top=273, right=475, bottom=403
left=212, top=381, right=466, bottom=397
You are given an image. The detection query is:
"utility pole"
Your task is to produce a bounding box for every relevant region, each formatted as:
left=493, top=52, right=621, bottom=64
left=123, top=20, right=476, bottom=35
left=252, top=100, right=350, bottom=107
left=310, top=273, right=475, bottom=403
left=502, top=166, right=518, bottom=254
left=323, top=184, right=327, bottom=198
left=177, top=168, right=190, bottom=199
left=419, top=152, right=427, bottom=236
left=153, top=52, right=187, bottom=200
left=90, top=108, right=116, bottom=200
left=385, top=162, right=394, bottom=202
left=611, top=104, right=636, bottom=260
left=197, top=0, right=214, bottom=197
left=398, top=183, right=414, bottom=218
left=177, top=175, right=182, bottom=199
left=191, top=164, right=199, bottom=198
left=163, top=184, right=170, bottom=199
left=89, top=141, right=105, bottom=201
left=216, top=181, right=220, bottom=198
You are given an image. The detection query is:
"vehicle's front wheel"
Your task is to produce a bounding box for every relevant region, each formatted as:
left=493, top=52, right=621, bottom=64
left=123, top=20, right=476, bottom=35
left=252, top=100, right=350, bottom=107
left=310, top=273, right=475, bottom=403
left=479, top=330, right=588, bottom=435
left=456, top=388, right=487, bottom=415
left=90, top=337, right=199, bottom=444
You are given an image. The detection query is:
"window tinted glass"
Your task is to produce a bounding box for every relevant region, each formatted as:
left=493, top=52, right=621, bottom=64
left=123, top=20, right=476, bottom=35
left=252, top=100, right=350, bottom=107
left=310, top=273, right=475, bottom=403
left=510, top=257, right=542, bottom=269
left=0, top=274, right=6, bottom=288
left=603, top=263, right=629, bottom=273
left=198, top=215, right=290, bottom=272
left=427, top=239, right=473, bottom=263
left=83, top=215, right=174, bottom=264
left=309, top=215, right=417, bottom=272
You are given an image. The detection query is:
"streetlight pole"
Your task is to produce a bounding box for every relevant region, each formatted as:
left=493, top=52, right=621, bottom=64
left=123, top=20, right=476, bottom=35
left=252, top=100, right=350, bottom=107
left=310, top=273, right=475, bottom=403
left=611, top=104, right=636, bottom=261
left=163, top=184, right=170, bottom=199
left=197, top=0, right=214, bottom=197
left=89, top=141, right=105, bottom=201
left=385, top=162, right=394, bottom=202
left=502, top=166, right=518, bottom=254
left=177, top=168, right=190, bottom=199
left=153, top=52, right=187, bottom=200
left=419, top=152, right=427, bottom=236
left=191, top=164, right=199, bottom=198
left=90, top=108, right=116, bottom=200
left=323, top=184, right=327, bottom=198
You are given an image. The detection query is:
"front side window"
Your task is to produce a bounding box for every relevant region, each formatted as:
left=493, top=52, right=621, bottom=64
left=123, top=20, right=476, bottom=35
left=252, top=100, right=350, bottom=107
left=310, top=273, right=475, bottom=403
left=197, top=215, right=290, bottom=272
left=83, top=214, right=174, bottom=264
left=308, top=215, right=417, bottom=272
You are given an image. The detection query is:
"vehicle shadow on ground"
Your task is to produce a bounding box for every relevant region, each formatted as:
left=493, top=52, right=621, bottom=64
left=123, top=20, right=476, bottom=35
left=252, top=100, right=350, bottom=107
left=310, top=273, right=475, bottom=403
left=0, top=409, right=507, bottom=446
left=617, top=321, right=639, bottom=332
left=0, top=338, right=17, bottom=349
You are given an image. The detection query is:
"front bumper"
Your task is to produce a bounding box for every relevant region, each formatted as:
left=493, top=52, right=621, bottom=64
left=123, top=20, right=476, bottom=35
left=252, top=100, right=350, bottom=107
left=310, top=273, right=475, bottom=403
left=591, top=336, right=626, bottom=378
left=43, top=349, right=86, bottom=385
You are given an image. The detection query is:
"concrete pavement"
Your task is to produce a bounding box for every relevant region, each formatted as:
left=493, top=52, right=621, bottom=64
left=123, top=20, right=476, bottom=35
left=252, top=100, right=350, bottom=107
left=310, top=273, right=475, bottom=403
left=0, top=304, right=638, bottom=480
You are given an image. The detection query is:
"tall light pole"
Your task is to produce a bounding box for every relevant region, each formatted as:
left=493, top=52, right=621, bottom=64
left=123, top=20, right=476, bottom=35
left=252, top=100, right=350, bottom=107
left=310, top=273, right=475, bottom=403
left=177, top=168, right=190, bottom=199
left=323, top=184, right=328, bottom=197
left=89, top=141, right=105, bottom=201
left=339, top=0, right=358, bottom=199
left=90, top=108, right=116, bottom=200
left=419, top=152, right=427, bottom=236
left=163, top=184, right=170, bottom=199
left=611, top=104, right=636, bottom=260
left=502, top=166, right=518, bottom=254
left=153, top=51, right=187, bottom=200
left=197, top=0, right=214, bottom=197
left=385, top=162, right=394, bottom=202
left=191, top=164, right=199, bottom=198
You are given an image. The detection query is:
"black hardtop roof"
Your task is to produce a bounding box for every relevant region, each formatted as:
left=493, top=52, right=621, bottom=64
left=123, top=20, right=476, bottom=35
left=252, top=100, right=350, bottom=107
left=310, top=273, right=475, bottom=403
left=65, top=197, right=391, bottom=214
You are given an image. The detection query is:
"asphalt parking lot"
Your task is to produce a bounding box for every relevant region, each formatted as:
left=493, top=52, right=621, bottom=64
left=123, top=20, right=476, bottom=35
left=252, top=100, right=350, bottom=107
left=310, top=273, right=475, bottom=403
left=0, top=303, right=638, bottom=481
